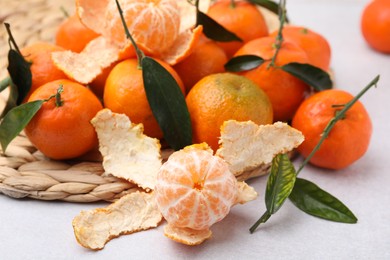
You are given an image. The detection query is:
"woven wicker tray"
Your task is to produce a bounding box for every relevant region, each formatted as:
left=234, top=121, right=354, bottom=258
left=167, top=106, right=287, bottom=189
left=0, top=0, right=272, bottom=202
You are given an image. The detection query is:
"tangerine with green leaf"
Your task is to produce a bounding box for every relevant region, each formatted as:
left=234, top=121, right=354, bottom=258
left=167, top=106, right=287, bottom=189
left=103, top=58, right=185, bottom=139
left=21, top=42, right=68, bottom=100
left=234, top=36, right=311, bottom=122
left=24, top=79, right=103, bottom=160
left=292, top=89, right=372, bottom=170
left=185, top=73, right=273, bottom=151
left=206, top=0, right=269, bottom=57
left=269, top=25, right=331, bottom=71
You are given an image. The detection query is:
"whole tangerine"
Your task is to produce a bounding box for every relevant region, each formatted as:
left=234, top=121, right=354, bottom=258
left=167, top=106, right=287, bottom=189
left=103, top=58, right=185, bottom=139
left=25, top=79, right=103, bottom=160
left=292, top=89, right=372, bottom=170
left=186, top=73, right=273, bottom=151
left=361, top=0, right=390, bottom=53
left=234, top=36, right=311, bottom=122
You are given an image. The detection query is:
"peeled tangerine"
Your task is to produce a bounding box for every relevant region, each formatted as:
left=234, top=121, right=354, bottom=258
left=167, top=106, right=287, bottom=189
left=155, top=144, right=253, bottom=245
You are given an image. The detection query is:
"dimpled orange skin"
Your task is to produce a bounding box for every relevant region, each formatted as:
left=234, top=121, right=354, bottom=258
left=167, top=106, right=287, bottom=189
left=270, top=25, right=332, bottom=71
left=55, top=14, right=100, bottom=53
left=361, top=0, right=390, bottom=53
left=103, top=58, right=185, bottom=139
left=25, top=79, right=103, bottom=160
left=292, top=89, right=372, bottom=170
left=155, top=146, right=238, bottom=230
left=234, top=36, right=311, bottom=122
left=186, top=73, right=273, bottom=151
left=207, top=0, right=269, bottom=57
left=173, top=38, right=228, bottom=93
left=21, top=42, right=68, bottom=100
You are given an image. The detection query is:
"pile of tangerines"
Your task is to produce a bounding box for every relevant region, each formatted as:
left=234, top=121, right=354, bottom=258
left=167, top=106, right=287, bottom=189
left=4, top=0, right=386, bottom=171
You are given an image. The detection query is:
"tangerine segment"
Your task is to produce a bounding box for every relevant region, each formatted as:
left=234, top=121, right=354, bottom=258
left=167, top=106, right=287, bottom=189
left=155, top=144, right=238, bottom=230
left=104, top=0, right=180, bottom=53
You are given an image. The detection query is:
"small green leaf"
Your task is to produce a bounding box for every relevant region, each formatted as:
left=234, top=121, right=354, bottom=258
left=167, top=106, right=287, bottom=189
left=281, top=62, right=333, bottom=91
left=289, top=178, right=358, bottom=223
left=224, top=55, right=265, bottom=72
left=247, top=0, right=289, bottom=22
left=0, top=100, right=43, bottom=152
left=196, top=11, right=242, bottom=42
left=142, top=57, right=192, bottom=150
left=7, top=49, right=32, bottom=105
left=0, top=82, right=18, bottom=119
left=266, top=153, right=297, bottom=214
left=0, top=77, right=11, bottom=92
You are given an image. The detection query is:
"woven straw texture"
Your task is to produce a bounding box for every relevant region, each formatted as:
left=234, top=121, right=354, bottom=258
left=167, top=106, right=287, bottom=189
left=0, top=0, right=271, bottom=202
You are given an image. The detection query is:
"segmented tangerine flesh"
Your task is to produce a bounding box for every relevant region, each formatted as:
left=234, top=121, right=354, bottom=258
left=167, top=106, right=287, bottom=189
left=155, top=145, right=238, bottom=231
left=104, top=0, right=180, bottom=53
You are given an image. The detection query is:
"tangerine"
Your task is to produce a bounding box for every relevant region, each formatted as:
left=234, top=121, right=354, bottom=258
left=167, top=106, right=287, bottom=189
left=292, top=89, right=372, bottom=170
left=234, top=36, right=311, bottom=122
left=207, top=0, right=269, bottom=57
left=186, top=73, right=273, bottom=151
left=55, top=14, right=100, bottom=53
left=25, top=79, right=103, bottom=160
left=21, top=42, right=68, bottom=99
left=155, top=144, right=238, bottom=230
left=173, top=37, right=228, bottom=92
left=270, top=25, right=331, bottom=71
left=103, top=58, right=185, bottom=139
left=361, top=0, right=390, bottom=53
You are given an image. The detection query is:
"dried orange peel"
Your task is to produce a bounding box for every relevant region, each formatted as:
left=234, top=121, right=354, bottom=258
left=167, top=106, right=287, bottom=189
left=91, top=109, right=161, bottom=191
left=73, top=191, right=162, bottom=250
left=52, top=0, right=208, bottom=84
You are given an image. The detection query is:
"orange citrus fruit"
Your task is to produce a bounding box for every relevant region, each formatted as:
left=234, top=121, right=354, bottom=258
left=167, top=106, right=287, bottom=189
left=234, top=36, right=311, bottom=122
left=155, top=144, right=238, bottom=230
left=186, top=73, right=273, bottom=151
left=207, top=0, right=269, bottom=57
left=361, top=0, right=390, bottom=53
left=292, top=89, right=372, bottom=170
left=103, top=58, right=185, bottom=139
left=270, top=25, right=332, bottom=71
left=21, top=42, right=68, bottom=99
left=25, top=79, right=103, bottom=160
left=55, top=14, right=100, bottom=53
left=173, top=36, right=228, bottom=92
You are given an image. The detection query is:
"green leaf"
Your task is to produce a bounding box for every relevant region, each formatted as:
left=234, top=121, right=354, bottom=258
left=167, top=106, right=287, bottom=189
left=0, top=82, right=18, bottom=119
left=247, top=0, right=288, bottom=22
left=0, top=77, right=11, bottom=92
left=7, top=48, right=32, bottom=105
left=196, top=11, right=242, bottom=42
left=224, top=55, right=265, bottom=72
left=0, top=100, right=43, bottom=152
left=141, top=57, right=192, bottom=150
left=289, top=178, right=358, bottom=223
left=281, top=62, right=333, bottom=91
left=265, top=153, right=297, bottom=214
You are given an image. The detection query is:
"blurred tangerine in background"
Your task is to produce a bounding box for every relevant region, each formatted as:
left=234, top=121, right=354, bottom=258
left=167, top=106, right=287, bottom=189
left=361, top=0, right=390, bottom=53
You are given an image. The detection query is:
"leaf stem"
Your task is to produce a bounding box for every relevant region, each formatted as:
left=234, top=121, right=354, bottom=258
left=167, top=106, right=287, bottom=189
left=268, top=0, right=286, bottom=69
left=296, top=75, right=380, bottom=175
left=4, top=23, right=22, bottom=54
left=115, top=0, right=145, bottom=68
left=0, top=77, right=11, bottom=92
left=249, top=211, right=271, bottom=233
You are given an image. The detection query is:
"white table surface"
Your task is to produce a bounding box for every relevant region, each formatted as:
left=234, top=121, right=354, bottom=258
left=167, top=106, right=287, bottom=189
left=1, top=0, right=389, bottom=259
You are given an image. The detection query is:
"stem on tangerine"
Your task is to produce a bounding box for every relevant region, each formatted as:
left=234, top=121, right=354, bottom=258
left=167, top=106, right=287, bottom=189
left=43, top=85, right=64, bottom=107
left=268, top=0, right=287, bottom=69
left=296, top=75, right=380, bottom=175
left=115, top=0, right=145, bottom=69
left=4, top=23, right=22, bottom=55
